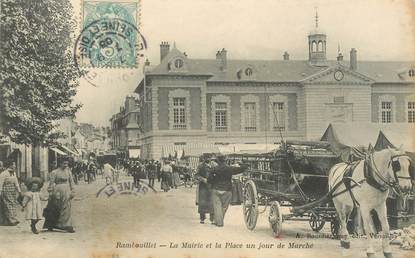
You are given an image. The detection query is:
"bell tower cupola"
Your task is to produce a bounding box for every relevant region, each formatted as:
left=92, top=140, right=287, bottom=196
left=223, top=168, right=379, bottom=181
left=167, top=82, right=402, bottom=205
left=308, top=10, right=327, bottom=66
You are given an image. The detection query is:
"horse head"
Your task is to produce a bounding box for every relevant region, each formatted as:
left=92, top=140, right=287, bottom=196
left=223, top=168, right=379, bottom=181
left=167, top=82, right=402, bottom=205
left=387, top=147, right=413, bottom=193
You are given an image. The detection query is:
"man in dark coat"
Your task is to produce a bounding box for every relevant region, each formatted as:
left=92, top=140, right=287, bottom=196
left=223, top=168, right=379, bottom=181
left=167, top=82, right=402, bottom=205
left=156, top=161, right=162, bottom=182
left=132, top=162, right=140, bottom=187
left=195, top=158, right=214, bottom=224
left=147, top=161, right=156, bottom=188
left=207, top=154, right=248, bottom=227
left=86, top=159, right=96, bottom=184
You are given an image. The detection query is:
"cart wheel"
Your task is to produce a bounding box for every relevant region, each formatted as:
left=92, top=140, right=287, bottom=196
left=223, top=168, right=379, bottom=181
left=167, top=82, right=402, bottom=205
left=243, top=180, right=259, bottom=230
left=268, top=201, right=283, bottom=237
left=309, top=213, right=325, bottom=232
left=331, top=217, right=340, bottom=239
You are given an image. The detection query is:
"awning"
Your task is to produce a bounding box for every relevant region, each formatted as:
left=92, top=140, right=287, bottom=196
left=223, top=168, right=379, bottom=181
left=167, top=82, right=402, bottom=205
left=50, top=147, right=67, bottom=156
left=59, top=145, right=79, bottom=156
left=128, top=149, right=140, bottom=158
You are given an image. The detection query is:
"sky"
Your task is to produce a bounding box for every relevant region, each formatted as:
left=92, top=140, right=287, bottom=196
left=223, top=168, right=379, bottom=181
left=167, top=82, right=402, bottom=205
left=73, top=0, right=415, bottom=126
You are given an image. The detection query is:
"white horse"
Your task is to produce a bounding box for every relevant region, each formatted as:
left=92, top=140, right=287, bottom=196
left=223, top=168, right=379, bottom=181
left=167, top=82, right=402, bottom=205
left=328, top=147, right=413, bottom=258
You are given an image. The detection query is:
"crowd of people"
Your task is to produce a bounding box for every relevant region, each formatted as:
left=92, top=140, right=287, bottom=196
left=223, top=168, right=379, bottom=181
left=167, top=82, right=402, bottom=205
left=117, top=159, right=194, bottom=191
left=0, top=153, right=248, bottom=235
left=71, top=158, right=100, bottom=184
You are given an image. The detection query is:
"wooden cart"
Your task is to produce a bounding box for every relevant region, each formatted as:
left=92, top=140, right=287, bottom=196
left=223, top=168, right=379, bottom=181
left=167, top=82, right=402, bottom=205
left=229, top=140, right=344, bottom=237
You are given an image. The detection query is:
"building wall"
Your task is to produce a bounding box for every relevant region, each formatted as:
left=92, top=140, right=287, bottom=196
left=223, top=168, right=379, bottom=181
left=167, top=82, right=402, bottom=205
left=205, top=92, right=298, bottom=132
left=127, top=128, right=141, bottom=147
left=151, top=77, right=205, bottom=131
left=157, top=87, right=202, bottom=130
left=303, top=83, right=372, bottom=139
left=138, top=74, right=415, bottom=159
left=371, top=84, right=415, bottom=123
left=141, top=101, right=152, bottom=133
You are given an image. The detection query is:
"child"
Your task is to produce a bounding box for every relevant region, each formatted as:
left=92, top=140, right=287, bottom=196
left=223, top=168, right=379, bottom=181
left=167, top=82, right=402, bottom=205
left=21, top=177, right=45, bottom=234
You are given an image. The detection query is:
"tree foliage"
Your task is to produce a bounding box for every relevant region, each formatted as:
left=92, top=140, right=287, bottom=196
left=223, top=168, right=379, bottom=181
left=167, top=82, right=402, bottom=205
left=0, top=0, right=83, bottom=146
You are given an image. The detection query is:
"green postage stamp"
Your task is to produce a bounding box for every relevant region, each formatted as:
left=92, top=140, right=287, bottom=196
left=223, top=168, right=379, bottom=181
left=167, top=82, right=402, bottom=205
left=76, top=0, right=146, bottom=68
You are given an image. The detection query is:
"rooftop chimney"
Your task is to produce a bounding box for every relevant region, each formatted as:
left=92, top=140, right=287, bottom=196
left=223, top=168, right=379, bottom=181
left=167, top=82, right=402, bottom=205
left=160, top=41, right=170, bottom=62
left=350, top=48, right=357, bottom=71
left=216, top=51, right=221, bottom=59
left=336, top=53, right=343, bottom=61
left=283, top=51, right=289, bottom=60
left=216, top=48, right=227, bottom=71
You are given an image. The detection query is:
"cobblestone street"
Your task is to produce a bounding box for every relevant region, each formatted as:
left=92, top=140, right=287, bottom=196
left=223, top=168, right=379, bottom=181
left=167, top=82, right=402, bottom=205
left=0, top=175, right=411, bottom=258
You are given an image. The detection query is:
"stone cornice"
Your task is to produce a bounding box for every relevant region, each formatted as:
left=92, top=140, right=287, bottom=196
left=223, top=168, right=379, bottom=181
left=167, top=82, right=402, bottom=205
left=372, top=82, right=415, bottom=86
left=146, top=74, right=213, bottom=80
left=207, top=81, right=301, bottom=87
left=302, top=81, right=373, bottom=86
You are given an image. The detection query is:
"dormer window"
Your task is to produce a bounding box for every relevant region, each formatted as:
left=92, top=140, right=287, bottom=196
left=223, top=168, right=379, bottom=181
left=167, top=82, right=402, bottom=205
left=245, top=68, right=253, bottom=76
left=409, top=69, right=415, bottom=77
left=174, top=59, right=184, bottom=69
left=167, top=57, right=186, bottom=72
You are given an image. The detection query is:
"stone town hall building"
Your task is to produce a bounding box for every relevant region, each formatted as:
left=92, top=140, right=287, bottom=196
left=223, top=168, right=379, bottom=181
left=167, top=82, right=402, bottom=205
left=135, top=21, right=415, bottom=159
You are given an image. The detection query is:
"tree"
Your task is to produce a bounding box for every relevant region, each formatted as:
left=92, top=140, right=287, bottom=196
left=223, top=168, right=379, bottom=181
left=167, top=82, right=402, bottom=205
left=0, top=0, right=83, bottom=146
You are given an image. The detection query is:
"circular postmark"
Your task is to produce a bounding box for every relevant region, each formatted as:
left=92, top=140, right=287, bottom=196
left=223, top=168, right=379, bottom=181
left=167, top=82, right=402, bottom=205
left=74, top=18, right=147, bottom=87
left=96, top=180, right=157, bottom=199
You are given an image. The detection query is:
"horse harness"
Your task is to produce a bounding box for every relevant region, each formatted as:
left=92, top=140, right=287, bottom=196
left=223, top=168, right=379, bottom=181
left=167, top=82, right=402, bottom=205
left=330, top=153, right=412, bottom=207
left=365, top=153, right=413, bottom=195
left=331, top=161, right=365, bottom=208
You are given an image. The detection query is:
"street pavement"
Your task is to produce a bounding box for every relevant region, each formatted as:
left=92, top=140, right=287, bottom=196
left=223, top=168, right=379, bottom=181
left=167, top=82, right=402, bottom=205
left=0, top=175, right=411, bottom=258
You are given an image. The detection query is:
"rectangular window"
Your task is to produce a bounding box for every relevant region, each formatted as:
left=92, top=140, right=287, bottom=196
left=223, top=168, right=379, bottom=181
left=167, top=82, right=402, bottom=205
left=408, top=101, right=415, bottom=123
left=173, top=97, right=186, bottom=129
left=381, top=101, right=392, bottom=123
left=244, top=102, right=257, bottom=131
left=272, top=102, right=285, bottom=131
left=215, top=102, right=227, bottom=131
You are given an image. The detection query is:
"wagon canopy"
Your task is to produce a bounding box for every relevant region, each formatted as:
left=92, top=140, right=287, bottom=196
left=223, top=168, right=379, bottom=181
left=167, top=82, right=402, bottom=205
left=320, top=123, right=382, bottom=162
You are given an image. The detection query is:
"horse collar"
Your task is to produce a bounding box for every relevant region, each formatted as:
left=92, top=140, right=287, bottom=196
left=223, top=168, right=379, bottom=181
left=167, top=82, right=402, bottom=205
left=364, top=158, right=388, bottom=192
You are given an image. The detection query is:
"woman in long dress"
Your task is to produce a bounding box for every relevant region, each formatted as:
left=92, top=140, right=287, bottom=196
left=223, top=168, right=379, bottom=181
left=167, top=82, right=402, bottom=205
left=171, top=163, right=181, bottom=189
left=0, top=162, right=22, bottom=226
left=160, top=161, right=172, bottom=192
left=43, top=158, right=76, bottom=233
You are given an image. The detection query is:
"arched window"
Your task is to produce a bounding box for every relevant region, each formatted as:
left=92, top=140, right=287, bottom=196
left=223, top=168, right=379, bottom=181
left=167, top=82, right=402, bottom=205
left=312, top=41, right=317, bottom=52
left=409, top=69, right=415, bottom=77
left=318, top=41, right=323, bottom=52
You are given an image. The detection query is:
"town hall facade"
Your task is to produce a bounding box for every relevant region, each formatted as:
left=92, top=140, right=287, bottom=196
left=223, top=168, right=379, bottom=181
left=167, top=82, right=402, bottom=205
left=135, top=22, right=415, bottom=159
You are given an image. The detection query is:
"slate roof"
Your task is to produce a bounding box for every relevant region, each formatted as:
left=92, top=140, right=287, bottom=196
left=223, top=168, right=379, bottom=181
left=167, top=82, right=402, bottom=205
left=145, top=47, right=415, bottom=84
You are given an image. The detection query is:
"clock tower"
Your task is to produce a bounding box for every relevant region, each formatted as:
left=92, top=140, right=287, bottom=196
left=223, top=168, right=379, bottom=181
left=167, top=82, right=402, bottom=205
left=308, top=11, right=327, bottom=66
